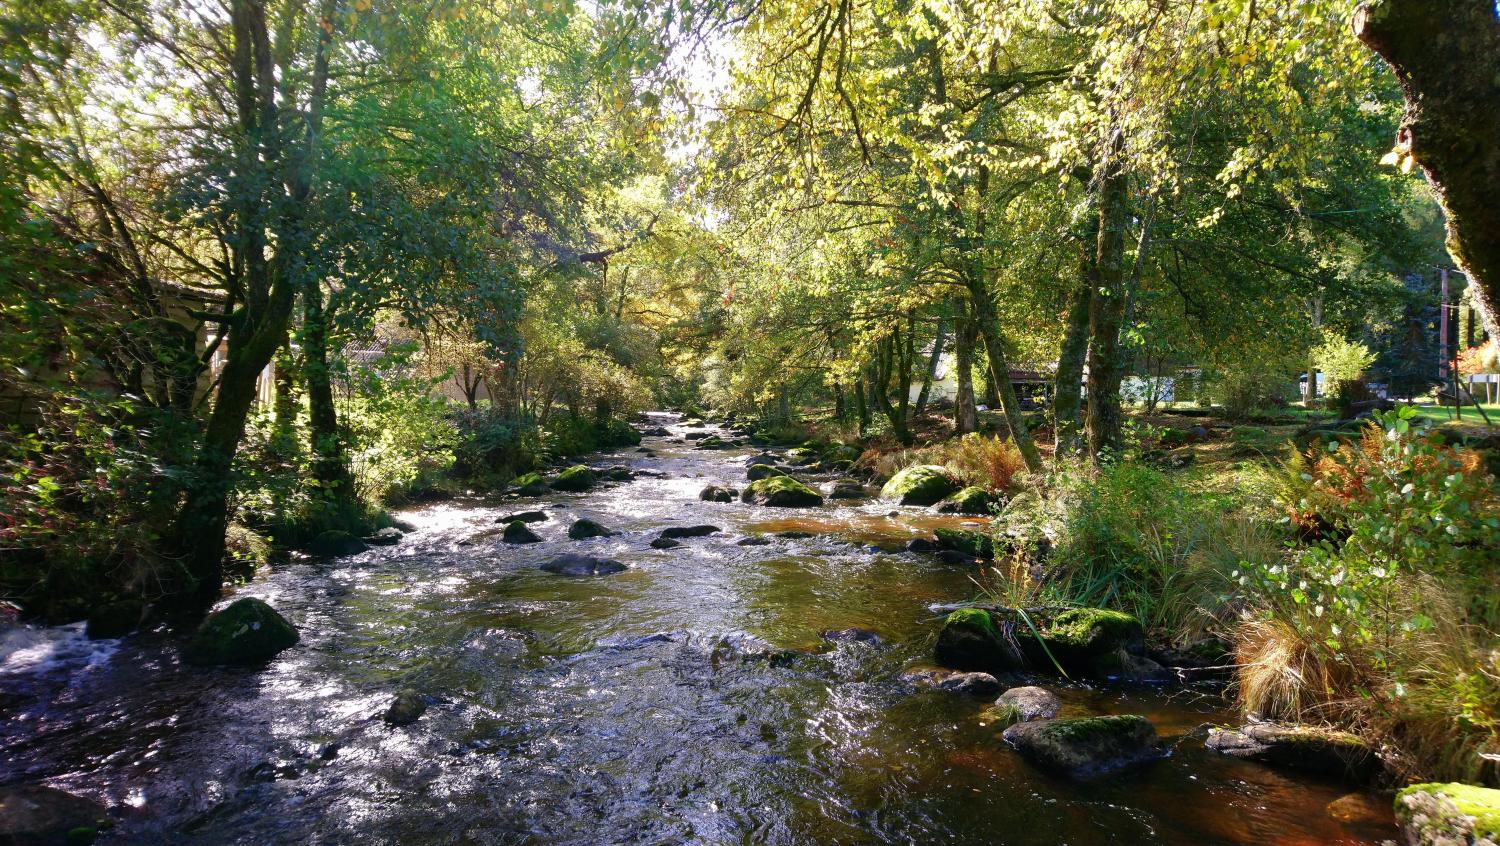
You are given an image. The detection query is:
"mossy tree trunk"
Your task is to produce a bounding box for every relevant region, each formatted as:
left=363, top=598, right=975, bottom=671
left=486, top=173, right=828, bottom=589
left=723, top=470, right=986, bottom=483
left=1054, top=242, right=1093, bottom=455
left=953, top=300, right=978, bottom=435
left=1353, top=0, right=1500, bottom=338
left=1086, top=130, right=1129, bottom=461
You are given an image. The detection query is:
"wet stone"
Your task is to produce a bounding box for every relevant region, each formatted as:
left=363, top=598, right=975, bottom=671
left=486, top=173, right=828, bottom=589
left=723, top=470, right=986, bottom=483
left=383, top=689, right=427, bottom=726
left=567, top=518, right=615, bottom=540
left=497, top=510, right=547, bottom=524
left=935, top=671, right=1003, bottom=695
left=540, top=554, right=627, bottom=576
left=659, top=525, right=721, bottom=539
left=650, top=537, right=681, bottom=549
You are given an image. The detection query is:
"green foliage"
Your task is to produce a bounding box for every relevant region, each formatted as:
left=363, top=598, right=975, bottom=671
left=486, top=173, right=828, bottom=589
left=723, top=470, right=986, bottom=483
left=1311, top=330, right=1378, bottom=391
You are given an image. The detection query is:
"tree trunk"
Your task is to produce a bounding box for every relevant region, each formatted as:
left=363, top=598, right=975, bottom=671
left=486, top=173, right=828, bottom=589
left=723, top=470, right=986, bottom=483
left=871, top=336, right=912, bottom=444
left=1054, top=274, right=1091, bottom=455
left=1303, top=294, right=1323, bottom=404
left=853, top=377, right=870, bottom=435
left=964, top=275, right=1043, bottom=472
left=302, top=279, right=353, bottom=506
left=1353, top=0, right=1500, bottom=339
left=953, top=301, right=978, bottom=435
left=1086, top=130, right=1130, bottom=461
left=915, top=314, right=948, bottom=415
left=834, top=381, right=846, bottom=421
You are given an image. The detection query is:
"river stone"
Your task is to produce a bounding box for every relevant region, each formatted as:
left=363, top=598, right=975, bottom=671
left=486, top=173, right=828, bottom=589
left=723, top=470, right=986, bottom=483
left=905, top=538, right=939, bottom=553
left=1019, top=607, right=1145, bottom=677
left=502, top=521, right=542, bottom=544
left=1205, top=723, right=1381, bottom=782
left=86, top=599, right=145, bottom=640
left=510, top=472, right=549, bottom=497
left=736, top=536, right=773, bottom=546
left=497, top=510, right=547, bottom=524
left=0, top=785, right=109, bottom=846
left=1395, top=782, right=1500, bottom=846
left=746, top=464, right=787, bottom=482
left=684, top=430, right=711, bottom=440
left=1003, top=715, right=1163, bottom=779
left=933, top=528, right=994, bottom=559
left=935, top=549, right=983, bottom=567
left=880, top=465, right=960, bottom=506
left=541, top=554, right=627, bottom=576
left=935, top=486, right=994, bottom=515
left=551, top=465, right=597, bottom=492
left=699, top=485, right=736, bottom=503
left=935, top=671, right=1003, bottom=695
left=821, top=628, right=881, bottom=644
left=828, top=482, right=866, bottom=499
left=308, top=529, right=368, bottom=557
left=365, top=527, right=403, bottom=546
left=934, top=608, right=1024, bottom=673
left=741, top=475, right=824, bottom=508
left=183, top=597, right=299, bottom=666
left=383, top=688, right=427, bottom=726
left=660, top=525, right=721, bottom=539
left=567, top=518, right=615, bottom=539
left=694, top=435, right=734, bottom=450
left=996, top=686, right=1061, bottom=721
left=650, top=537, right=681, bottom=549
left=602, top=466, right=634, bottom=481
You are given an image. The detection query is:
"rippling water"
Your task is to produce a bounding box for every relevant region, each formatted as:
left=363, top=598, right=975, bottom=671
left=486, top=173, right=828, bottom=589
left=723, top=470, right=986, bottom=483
left=0, top=413, right=1396, bottom=844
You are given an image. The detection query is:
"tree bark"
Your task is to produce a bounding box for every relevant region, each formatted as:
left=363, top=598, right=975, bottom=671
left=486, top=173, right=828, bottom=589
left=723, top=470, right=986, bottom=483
left=1353, top=0, right=1500, bottom=339
left=302, top=279, right=353, bottom=506
left=964, top=275, right=1043, bottom=472
left=1054, top=247, right=1093, bottom=454
left=1086, top=130, right=1129, bottom=461
left=953, top=301, right=978, bottom=435
left=1303, top=294, right=1323, bottom=404
left=915, top=313, right=948, bottom=415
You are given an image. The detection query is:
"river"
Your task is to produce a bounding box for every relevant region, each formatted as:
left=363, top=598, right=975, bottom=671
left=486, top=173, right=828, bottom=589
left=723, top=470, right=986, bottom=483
left=0, top=412, right=1396, bottom=844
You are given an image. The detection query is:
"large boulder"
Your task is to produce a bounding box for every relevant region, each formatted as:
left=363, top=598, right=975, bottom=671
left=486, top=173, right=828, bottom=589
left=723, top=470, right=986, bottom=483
left=828, top=482, right=867, bottom=500
left=1003, top=715, right=1163, bottom=779
left=510, top=472, right=549, bottom=497
left=540, top=554, right=627, bottom=576
left=1019, top=607, right=1146, bottom=678
left=740, top=475, right=824, bottom=508
left=307, top=529, right=368, bottom=557
left=502, top=521, right=542, bottom=544
left=935, top=486, right=994, bottom=515
left=183, top=598, right=299, bottom=666
left=699, top=485, right=736, bottom=503
left=551, top=465, right=597, bottom=492
left=746, top=464, right=787, bottom=482
left=0, top=785, right=110, bottom=846
left=1205, top=723, right=1381, bottom=783
left=1395, top=783, right=1500, bottom=846
left=659, top=525, right=721, bottom=539
left=881, top=465, right=960, bottom=506
left=567, top=518, right=615, bottom=540
left=934, top=608, right=1024, bottom=673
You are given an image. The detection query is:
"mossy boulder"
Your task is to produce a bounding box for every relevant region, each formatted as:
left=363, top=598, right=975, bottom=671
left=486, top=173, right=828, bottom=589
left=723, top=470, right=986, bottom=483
left=740, top=475, right=824, bottom=508
left=746, top=463, right=787, bottom=482
left=828, top=482, right=866, bottom=499
left=699, top=485, right=736, bottom=502
left=567, top=518, right=615, bottom=539
left=934, top=608, right=1023, bottom=673
left=881, top=465, right=960, bottom=506
left=1396, top=783, right=1500, bottom=846
left=1206, top=723, right=1381, bottom=783
left=551, top=465, right=597, bottom=492
left=383, top=689, right=427, bottom=726
left=1018, top=607, right=1144, bottom=677
left=183, top=597, right=299, bottom=666
left=511, top=472, right=549, bottom=497
left=933, top=528, right=995, bottom=559
left=935, top=486, right=994, bottom=515
left=86, top=599, right=146, bottom=640
left=502, top=520, right=542, bottom=544
left=307, top=529, right=369, bottom=557
left=1003, top=715, right=1162, bottom=779
left=0, top=786, right=110, bottom=846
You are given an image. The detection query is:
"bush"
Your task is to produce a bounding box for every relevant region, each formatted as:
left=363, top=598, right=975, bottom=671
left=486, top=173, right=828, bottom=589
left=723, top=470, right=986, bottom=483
left=450, top=408, right=540, bottom=478
left=856, top=433, right=1026, bottom=493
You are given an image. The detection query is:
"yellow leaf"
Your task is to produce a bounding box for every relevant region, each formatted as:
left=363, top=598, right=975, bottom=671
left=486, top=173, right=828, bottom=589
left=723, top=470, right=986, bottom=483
left=1379, top=150, right=1400, bottom=167
left=1400, top=154, right=1416, bottom=174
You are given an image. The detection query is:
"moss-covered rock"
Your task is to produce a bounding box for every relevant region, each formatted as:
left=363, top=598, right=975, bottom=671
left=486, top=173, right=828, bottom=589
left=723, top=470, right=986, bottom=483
left=935, top=486, right=994, bottom=515
left=1002, top=715, right=1162, bottom=779
left=828, top=482, right=866, bottom=499
left=1016, top=607, right=1144, bottom=677
left=1396, top=782, right=1500, bottom=845
left=746, top=463, right=787, bottom=482
left=307, top=529, right=369, bottom=557
left=0, top=786, right=109, bottom=846
left=740, top=475, right=824, bottom=507
left=933, top=528, right=995, bottom=559
left=551, top=465, right=597, bottom=492
left=567, top=518, right=614, bottom=539
left=823, top=444, right=863, bottom=464
left=934, top=608, right=1023, bottom=672
left=383, top=688, right=427, bottom=726
left=1206, top=723, right=1381, bottom=783
left=511, top=472, right=549, bottom=497
left=85, top=599, right=146, bottom=640
left=502, top=520, right=542, bottom=544
left=183, top=597, right=299, bottom=666
left=881, top=464, right=960, bottom=506
left=699, top=485, right=736, bottom=502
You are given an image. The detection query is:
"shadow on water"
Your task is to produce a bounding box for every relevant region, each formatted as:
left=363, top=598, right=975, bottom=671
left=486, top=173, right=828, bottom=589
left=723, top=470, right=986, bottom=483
left=0, top=412, right=1396, bottom=844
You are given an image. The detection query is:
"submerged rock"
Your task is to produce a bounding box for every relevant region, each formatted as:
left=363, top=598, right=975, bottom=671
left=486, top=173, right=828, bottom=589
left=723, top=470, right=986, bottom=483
left=601, top=466, right=634, bottom=482
left=540, top=554, right=627, bottom=576
left=935, top=549, right=983, bottom=566
left=1003, top=715, right=1162, bottom=779
left=1395, top=782, right=1500, bottom=846
left=86, top=599, right=146, bottom=640
left=0, top=785, right=109, bottom=846
left=567, top=518, right=615, bottom=540
left=650, top=537, right=681, bottom=549
left=365, top=527, right=404, bottom=546
left=307, top=529, right=368, bottom=557
left=935, top=486, right=994, bottom=515
left=497, top=510, right=547, bottom=524
left=821, top=627, right=881, bottom=645
left=183, top=597, right=299, bottom=666
left=659, top=524, right=721, bottom=539
left=905, top=538, right=939, bottom=553
left=934, top=608, right=1023, bottom=673
left=736, top=536, right=773, bottom=547
left=551, top=465, right=597, bottom=492
left=502, top=521, right=542, bottom=544
left=935, top=671, right=1003, bottom=696
left=1205, top=723, right=1381, bottom=782
left=383, top=688, right=427, bottom=726
left=741, top=475, right=824, bottom=508
left=880, top=465, right=960, bottom=506
left=699, top=485, right=736, bottom=503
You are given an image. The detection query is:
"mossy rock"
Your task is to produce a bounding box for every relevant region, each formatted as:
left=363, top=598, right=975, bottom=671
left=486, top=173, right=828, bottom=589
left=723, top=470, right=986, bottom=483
left=183, top=597, right=299, bottom=666
left=933, top=528, right=995, bottom=559
left=307, top=529, right=369, bottom=557
left=85, top=598, right=146, bottom=640
left=502, top=520, right=542, bottom=544
left=511, top=472, right=550, bottom=496
left=1206, top=723, right=1381, bottom=783
left=823, top=444, right=862, bottom=464
left=567, top=518, right=615, bottom=539
left=880, top=465, right=960, bottom=506
left=551, top=465, right=597, bottom=492
left=1013, top=607, right=1143, bottom=676
left=0, top=786, right=109, bottom=846
left=1003, top=715, right=1162, bottom=779
left=747, top=464, right=787, bottom=482
left=935, top=486, right=993, bottom=515
left=740, top=475, right=824, bottom=507
left=934, top=608, right=1023, bottom=673
left=699, top=485, right=736, bottom=503
left=383, top=688, right=428, bottom=726
left=1396, top=783, right=1500, bottom=845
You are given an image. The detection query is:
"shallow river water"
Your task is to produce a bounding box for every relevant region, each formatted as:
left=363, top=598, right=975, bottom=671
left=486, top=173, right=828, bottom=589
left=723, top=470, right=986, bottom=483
left=1, top=413, right=1397, bottom=844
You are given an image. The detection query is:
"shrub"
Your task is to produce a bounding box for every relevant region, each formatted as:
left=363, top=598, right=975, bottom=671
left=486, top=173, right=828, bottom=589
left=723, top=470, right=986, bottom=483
left=856, top=433, right=1025, bottom=493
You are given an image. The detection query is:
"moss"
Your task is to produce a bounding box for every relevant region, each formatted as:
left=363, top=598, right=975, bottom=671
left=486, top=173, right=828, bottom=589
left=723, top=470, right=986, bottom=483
left=934, top=528, right=994, bottom=559
left=741, top=474, right=823, bottom=507
left=182, top=597, right=299, bottom=666
left=747, top=464, right=787, bottom=482
left=980, top=702, right=1024, bottom=727
left=1042, top=607, right=1142, bottom=651
left=936, top=486, right=993, bottom=515
left=551, top=465, right=596, bottom=492
left=1397, top=782, right=1500, bottom=840
left=1041, top=715, right=1148, bottom=742
left=880, top=464, right=960, bottom=506
left=946, top=607, right=995, bottom=634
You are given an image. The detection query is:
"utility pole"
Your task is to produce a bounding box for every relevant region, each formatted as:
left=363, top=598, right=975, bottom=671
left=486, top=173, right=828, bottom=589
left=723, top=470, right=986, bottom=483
left=1439, top=267, right=1449, bottom=384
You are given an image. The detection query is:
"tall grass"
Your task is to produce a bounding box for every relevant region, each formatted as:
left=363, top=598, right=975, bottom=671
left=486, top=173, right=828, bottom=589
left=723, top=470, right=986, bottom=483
left=857, top=433, right=1026, bottom=493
